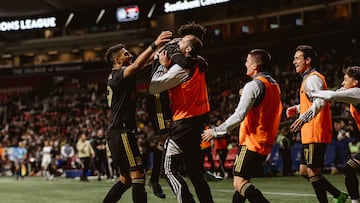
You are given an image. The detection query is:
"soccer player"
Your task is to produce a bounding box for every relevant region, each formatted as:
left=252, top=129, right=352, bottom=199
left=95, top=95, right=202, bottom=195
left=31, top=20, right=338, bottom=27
left=149, top=32, right=214, bottom=202
left=202, top=49, right=282, bottom=203
left=103, top=30, right=171, bottom=203
left=146, top=22, right=219, bottom=199
left=286, top=45, right=348, bottom=203
left=309, top=66, right=360, bottom=203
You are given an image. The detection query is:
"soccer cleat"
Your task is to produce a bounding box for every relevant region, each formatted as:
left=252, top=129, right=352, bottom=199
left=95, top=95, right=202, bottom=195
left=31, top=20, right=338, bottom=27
left=149, top=181, right=166, bottom=199
left=203, top=171, right=224, bottom=182
left=334, top=191, right=348, bottom=203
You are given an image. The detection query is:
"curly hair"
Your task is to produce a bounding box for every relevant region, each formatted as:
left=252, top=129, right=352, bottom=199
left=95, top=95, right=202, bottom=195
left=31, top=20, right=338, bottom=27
left=177, top=22, right=206, bottom=41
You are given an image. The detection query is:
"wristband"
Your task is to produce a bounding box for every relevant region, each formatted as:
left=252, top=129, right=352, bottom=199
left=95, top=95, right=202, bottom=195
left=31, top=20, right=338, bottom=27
left=150, top=42, right=157, bottom=51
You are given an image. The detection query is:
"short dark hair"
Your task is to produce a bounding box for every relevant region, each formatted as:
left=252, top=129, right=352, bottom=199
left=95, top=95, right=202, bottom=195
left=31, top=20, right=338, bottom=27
left=104, top=43, right=125, bottom=65
left=345, top=66, right=360, bottom=86
left=187, top=35, right=203, bottom=56
left=248, top=49, right=271, bottom=72
left=295, top=45, right=319, bottom=68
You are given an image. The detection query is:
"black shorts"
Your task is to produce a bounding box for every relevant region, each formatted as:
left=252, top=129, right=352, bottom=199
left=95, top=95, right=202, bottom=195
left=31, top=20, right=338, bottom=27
left=168, top=114, right=208, bottom=148
left=347, top=153, right=360, bottom=172
left=233, top=145, right=267, bottom=179
left=107, top=131, right=144, bottom=172
left=353, top=152, right=360, bottom=161
left=300, top=143, right=327, bottom=168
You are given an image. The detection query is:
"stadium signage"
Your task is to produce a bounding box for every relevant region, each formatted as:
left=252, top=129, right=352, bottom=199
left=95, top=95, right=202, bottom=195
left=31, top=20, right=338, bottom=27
left=0, top=17, right=56, bottom=32
left=164, top=0, right=230, bottom=13
left=116, top=5, right=140, bottom=22
left=11, top=64, right=83, bottom=75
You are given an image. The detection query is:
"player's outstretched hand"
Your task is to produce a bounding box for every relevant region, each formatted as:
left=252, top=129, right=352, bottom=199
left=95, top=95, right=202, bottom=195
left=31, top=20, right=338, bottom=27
left=289, top=118, right=305, bottom=132
left=202, top=129, right=214, bottom=142
left=154, top=31, right=172, bottom=48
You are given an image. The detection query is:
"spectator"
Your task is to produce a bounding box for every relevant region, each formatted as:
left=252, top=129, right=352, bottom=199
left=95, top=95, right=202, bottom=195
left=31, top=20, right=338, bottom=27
left=40, top=140, right=52, bottom=179
left=76, top=133, right=94, bottom=182
left=13, top=141, right=27, bottom=180
left=92, top=128, right=111, bottom=181
left=60, top=140, right=75, bottom=172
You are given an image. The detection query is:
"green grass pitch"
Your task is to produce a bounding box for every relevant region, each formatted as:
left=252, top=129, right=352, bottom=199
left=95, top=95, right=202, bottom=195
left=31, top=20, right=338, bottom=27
left=0, top=174, right=348, bottom=203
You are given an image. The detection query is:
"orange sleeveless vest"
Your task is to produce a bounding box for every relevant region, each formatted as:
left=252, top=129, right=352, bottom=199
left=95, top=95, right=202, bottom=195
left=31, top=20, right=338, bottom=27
left=350, top=104, right=360, bottom=130
left=239, top=76, right=282, bottom=155
left=300, top=71, right=332, bottom=144
left=239, top=122, right=246, bottom=145
left=168, top=66, right=210, bottom=121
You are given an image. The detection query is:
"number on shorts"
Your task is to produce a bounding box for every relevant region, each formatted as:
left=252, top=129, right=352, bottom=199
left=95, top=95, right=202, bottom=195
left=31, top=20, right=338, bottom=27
left=107, top=86, right=113, bottom=107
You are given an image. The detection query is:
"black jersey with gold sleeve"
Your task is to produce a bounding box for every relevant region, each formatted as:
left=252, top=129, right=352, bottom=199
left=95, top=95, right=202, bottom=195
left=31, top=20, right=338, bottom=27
left=106, top=68, right=137, bottom=134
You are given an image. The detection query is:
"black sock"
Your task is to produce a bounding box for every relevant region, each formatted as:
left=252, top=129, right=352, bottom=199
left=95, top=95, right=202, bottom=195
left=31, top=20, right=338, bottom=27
left=132, top=182, right=147, bottom=203
left=320, top=176, right=341, bottom=197
left=242, top=183, right=269, bottom=203
left=232, top=191, right=246, bottom=203
left=344, top=163, right=360, bottom=200
left=103, top=181, right=130, bottom=203
left=309, top=176, right=328, bottom=203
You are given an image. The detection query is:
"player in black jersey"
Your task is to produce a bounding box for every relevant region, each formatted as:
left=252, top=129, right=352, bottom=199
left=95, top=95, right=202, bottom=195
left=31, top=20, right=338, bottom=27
left=103, top=30, right=172, bottom=203
left=145, top=38, right=176, bottom=199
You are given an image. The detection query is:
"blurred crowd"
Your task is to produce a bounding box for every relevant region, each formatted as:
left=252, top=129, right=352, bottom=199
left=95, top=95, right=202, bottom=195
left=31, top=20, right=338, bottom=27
left=0, top=38, right=359, bottom=179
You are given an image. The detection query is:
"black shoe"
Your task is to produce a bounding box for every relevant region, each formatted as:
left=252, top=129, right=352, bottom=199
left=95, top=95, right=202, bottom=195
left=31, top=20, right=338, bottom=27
left=149, top=182, right=166, bottom=199
left=203, top=171, right=224, bottom=181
